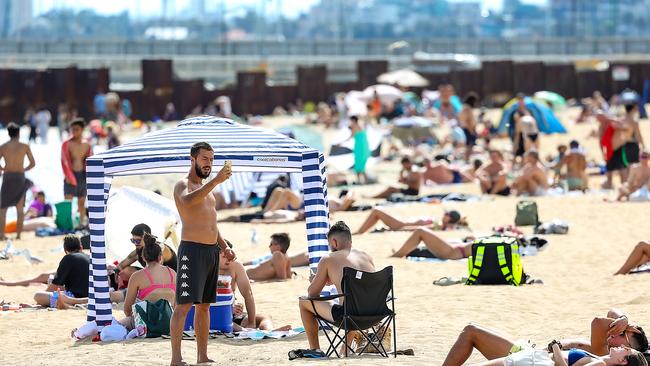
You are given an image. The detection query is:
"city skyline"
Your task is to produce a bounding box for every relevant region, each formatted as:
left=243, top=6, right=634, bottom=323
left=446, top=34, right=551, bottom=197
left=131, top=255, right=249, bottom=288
left=33, top=0, right=548, bottom=18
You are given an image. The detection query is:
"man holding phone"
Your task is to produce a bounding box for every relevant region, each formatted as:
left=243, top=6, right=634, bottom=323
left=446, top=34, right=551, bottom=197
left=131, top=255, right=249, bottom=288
left=169, top=142, right=236, bottom=366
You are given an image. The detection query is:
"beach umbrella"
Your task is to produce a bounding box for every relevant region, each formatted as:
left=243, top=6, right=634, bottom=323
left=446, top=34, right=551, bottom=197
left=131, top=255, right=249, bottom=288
left=344, top=90, right=369, bottom=117
left=362, top=84, right=404, bottom=103
left=533, top=91, right=567, bottom=110
left=498, top=97, right=567, bottom=136
left=377, top=68, right=429, bottom=88
left=392, top=116, right=435, bottom=128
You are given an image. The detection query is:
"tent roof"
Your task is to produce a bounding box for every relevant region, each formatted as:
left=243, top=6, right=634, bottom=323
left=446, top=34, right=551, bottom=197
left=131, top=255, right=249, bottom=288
left=90, top=116, right=319, bottom=176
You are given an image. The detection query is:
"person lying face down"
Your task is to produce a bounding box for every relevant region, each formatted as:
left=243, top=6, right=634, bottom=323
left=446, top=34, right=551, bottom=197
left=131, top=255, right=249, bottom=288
left=245, top=233, right=292, bottom=281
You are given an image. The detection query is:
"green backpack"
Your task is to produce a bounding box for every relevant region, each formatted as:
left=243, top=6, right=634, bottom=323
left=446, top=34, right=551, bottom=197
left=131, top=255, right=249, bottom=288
left=466, top=236, right=525, bottom=286
left=515, top=200, right=538, bottom=226
left=134, top=299, right=173, bottom=338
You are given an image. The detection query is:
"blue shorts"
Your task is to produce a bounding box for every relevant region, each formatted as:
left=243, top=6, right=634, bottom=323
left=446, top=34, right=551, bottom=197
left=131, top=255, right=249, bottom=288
left=50, top=291, right=75, bottom=308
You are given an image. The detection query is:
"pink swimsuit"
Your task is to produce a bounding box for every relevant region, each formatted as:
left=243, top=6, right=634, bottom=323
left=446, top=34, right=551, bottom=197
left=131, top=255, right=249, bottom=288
left=137, top=267, right=176, bottom=300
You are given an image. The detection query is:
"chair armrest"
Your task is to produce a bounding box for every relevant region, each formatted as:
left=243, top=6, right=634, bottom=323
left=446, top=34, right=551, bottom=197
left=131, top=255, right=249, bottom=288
left=300, top=294, right=344, bottom=301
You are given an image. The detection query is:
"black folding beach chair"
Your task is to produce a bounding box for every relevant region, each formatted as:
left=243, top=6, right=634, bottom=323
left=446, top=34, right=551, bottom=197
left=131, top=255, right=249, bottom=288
left=307, top=266, right=396, bottom=358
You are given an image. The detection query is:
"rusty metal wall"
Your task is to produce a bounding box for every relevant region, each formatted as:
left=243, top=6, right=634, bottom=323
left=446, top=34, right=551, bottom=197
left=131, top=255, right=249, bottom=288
left=543, top=64, right=577, bottom=98
left=357, top=60, right=388, bottom=89
left=513, top=62, right=545, bottom=95
left=235, top=71, right=268, bottom=116
left=296, top=65, right=327, bottom=103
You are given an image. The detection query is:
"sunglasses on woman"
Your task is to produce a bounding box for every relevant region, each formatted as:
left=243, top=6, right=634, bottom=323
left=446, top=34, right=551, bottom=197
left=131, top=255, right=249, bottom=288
left=130, top=238, right=142, bottom=245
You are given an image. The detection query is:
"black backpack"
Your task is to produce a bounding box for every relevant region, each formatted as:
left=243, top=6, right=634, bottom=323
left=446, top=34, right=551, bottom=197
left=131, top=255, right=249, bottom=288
left=466, top=236, right=526, bottom=286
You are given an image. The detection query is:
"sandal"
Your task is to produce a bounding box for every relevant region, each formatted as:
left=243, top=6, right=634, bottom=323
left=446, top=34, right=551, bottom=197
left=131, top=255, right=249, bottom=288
left=433, top=276, right=467, bottom=286
left=288, top=349, right=327, bottom=360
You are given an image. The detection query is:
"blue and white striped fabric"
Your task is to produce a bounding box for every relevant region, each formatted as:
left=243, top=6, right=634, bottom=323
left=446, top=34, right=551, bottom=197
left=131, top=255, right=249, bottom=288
left=85, top=117, right=329, bottom=327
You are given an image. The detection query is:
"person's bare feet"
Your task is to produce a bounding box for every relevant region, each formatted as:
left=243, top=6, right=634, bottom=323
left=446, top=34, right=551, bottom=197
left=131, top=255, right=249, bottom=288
left=196, top=358, right=214, bottom=365
left=56, top=291, right=71, bottom=310
left=272, top=325, right=293, bottom=332
left=169, top=361, right=188, bottom=366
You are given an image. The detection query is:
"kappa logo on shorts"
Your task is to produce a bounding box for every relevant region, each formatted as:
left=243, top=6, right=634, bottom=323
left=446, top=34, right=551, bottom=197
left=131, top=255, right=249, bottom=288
left=181, top=291, right=190, bottom=297
left=181, top=256, right=189, bottom=261
left=181, top=273, right=188, bottom=279
left=181, top=264, right=189, bottom=270
left=181, top=282, right=189, bottom=288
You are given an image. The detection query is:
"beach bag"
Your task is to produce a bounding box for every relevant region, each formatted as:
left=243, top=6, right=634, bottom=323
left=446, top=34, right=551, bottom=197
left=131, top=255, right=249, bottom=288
left=466, top=236, right=525, bottom=286
left=515, top=201, right=538, bottom=227
left=134, top=299, right=173, bottom=338
left=504, top=349, right=553, bottom=366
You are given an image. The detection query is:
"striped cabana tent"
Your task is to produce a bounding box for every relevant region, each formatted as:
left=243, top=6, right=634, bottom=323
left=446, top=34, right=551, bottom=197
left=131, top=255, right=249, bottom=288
left=85, top=116, right=329, bottom=327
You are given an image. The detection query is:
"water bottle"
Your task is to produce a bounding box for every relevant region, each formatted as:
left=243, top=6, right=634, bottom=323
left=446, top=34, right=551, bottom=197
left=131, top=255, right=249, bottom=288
left=250, top=229, right=258, bottom=245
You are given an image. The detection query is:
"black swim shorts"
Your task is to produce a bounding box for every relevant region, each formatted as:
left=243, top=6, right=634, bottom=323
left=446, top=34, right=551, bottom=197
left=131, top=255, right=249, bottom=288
left=176, top=241, right=220, bottom=304
left=331, top=304, right=344, bottom=324
left=400, top=188, right=419, bottom=196
left=63, top=171, right=87, bottom=198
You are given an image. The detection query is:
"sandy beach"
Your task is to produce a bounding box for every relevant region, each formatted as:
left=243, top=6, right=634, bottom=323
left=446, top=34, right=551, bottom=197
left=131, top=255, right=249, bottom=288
left=1, top=110, right=650, bottom=365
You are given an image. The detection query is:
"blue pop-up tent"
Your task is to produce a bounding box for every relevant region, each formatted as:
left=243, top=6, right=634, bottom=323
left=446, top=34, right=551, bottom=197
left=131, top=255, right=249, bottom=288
left=498, top=97, right=567, bottom=136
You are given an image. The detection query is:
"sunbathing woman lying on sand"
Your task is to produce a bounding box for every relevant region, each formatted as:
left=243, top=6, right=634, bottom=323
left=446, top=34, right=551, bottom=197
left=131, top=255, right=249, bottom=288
left=390, top=228, right=473, bottom=259
left=355, top=207, right=466, bottom=234
left=615, top=240, right=650, bottom=275
left=442, top=309, right=648, bottom=366
left=263, top=188, right=355, bottom=213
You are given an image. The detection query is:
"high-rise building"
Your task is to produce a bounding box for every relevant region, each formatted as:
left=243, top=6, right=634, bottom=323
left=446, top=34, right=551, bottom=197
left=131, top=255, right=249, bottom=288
left=0, top=0, right=33, bottom=38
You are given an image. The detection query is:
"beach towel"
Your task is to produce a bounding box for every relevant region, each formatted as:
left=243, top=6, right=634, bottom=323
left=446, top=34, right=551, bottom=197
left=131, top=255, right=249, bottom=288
left=0, top=172, right=33, bottom=208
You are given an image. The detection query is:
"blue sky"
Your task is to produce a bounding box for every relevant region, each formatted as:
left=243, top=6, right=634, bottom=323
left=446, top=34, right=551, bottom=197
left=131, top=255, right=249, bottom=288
left=34, top=0, right=548, bottom=18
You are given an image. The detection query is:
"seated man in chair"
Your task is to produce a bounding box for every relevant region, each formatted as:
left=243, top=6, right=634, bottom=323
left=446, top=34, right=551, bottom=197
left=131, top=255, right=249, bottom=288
left=298, top=221, right=376, bottom=355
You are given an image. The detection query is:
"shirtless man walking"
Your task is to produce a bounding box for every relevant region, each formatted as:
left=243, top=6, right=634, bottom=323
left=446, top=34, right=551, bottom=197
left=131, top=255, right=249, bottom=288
left=0, top=123, right=35, bottom=240
left=298, top=221, right=375, bottom=354
left=61, top=119, right=91, bottom=227
left=169, top=142, right=236, bottom=366
left=512, top=151, right=548, bottom=196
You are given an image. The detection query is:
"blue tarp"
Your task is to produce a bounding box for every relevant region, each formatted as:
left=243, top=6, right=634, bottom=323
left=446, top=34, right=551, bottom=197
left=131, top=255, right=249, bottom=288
left=498, top=97, right=567, bottom=136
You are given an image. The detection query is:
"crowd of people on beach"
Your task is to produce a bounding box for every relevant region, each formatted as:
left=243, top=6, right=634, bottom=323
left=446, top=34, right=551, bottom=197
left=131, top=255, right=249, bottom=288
left=1, top=79, right=650, bottom=365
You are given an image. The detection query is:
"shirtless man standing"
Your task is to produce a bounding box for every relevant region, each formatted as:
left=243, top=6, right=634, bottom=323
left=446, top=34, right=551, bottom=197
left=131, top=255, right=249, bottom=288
left=298, top=221, right=375, bottom=353
left=477, top=150, right=510, bottom=196
left=560, top=140, right=588, bottom=191
left=0, top=123, right=35, bottom=240
left=616, top=151, right=650, bottom=201
left=61, top=119, right=91, bottom=227
left=169, top=142, right=236, bottom=366
left=604, top=105, right=644, bottom=186
left=245, top=232, right=292, bottom=281
left=512, top=151, right=548, bottom=196
left=370, top=156, right=422, bottom=198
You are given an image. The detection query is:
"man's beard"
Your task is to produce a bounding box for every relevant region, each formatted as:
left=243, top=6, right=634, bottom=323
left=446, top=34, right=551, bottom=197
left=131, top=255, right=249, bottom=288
left=195, top=163, right=211, bottom=179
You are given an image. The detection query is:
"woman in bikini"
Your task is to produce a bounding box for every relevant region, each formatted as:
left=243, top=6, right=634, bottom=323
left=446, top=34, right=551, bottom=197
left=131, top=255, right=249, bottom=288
left=354, top=207, right=466, bottom=234
left=120, top=233, right=177, bottom=329
left=390, top=228, right=473, bottom=259
left=475, top=344, right=645, bottom=366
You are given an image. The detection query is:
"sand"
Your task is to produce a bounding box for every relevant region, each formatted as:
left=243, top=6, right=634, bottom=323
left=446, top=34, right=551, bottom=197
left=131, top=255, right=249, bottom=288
left=1, top=109, right=650, bottom=366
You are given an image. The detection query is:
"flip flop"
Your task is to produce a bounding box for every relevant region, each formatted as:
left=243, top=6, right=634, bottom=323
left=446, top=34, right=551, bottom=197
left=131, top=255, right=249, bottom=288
left=433, top=277, right=466, bottom=286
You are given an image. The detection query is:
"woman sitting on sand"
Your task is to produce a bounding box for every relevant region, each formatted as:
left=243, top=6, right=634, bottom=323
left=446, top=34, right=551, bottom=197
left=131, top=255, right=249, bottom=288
left=119, top=233, right=176, bottom=329
left=355, top=207, right=466, bottom=234
left=615, top=240, right=650, bottom=275
left=390, top=228, right=473, bottom=259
